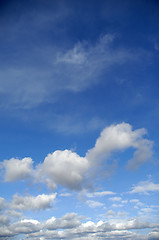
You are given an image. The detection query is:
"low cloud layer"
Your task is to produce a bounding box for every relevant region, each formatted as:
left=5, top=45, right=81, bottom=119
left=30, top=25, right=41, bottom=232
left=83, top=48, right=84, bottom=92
left=0, top=211, right=158, bottom=240
left=1, top=123, right=153, bottom=190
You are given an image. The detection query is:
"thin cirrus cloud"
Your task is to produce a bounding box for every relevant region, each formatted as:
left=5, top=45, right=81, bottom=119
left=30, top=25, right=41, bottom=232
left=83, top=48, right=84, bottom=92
left=0, top=33, right=141, bottom=109
left=1, top=123, right=153, bottom=190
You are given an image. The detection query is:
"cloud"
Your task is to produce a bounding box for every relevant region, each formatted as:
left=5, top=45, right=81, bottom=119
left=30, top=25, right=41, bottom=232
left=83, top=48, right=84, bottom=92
left=129, top=180, right=159, bottom=194
left=10, top=219, right=41, bottom=235
left=1, top=123, right=153, bottom=191
left=59, top=192, right=72, bottom=197
left=106, top=210, right=116, bottom=216
left=46, top=213, right=81, bottom=230
left=10, top=193, right=57, bottom=211
left=86, top=200, right=105, bottom=208
left=0, top=215, right=10, bottom=225
left=86, top=191, right=115, bottom=198
left=0, top=19, right=140, bottom=110
left=109, top=197, right=122, bottom=202
left=37, top=149, right=89, bottom=190
left=1, top=211, right=158, bottom=240
left=3, top=157, right=33, bottom=182
left=148, top=229, right=159, bottom=240
left=0, top=197, right=6, bottom=211
left=86, top=122, right=153, bottom=170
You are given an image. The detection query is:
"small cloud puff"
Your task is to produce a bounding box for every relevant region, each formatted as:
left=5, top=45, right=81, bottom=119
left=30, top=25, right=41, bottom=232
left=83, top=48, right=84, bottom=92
left=130, top=180, right=159, bottom=194
left=3, top=157, right=33, bottom=182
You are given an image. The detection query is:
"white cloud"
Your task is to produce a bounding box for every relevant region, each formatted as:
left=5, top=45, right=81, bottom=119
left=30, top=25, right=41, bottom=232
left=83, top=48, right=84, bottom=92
left=46, top=213, right=81, bottom=230
left=0, top=197, right=6, bottom=211
left=59, top=192, right=72, bottom=197
left=38, top=149, right=89, bottom=190
left=1, top=123, right=153, bottom=192
left=86, top=191, right=115, bottom=198
left=86, top=200, right=105, bottom=208
left=109, top=197, right=122, bottom=201
left=130, top=180, right=159, bottom=194
left=86, top=122, right=153, bottom=169
left=10, top=219, right=41, bottom=235
left=2, top=211, right=158, bottom=240
left=11, top=193, right=57, bottom=211
left=3, top=157, right=33, bottom=182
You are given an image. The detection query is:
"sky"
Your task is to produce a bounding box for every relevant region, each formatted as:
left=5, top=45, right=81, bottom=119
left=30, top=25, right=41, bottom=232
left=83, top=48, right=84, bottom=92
left=0, top=0, right=159, bottom=239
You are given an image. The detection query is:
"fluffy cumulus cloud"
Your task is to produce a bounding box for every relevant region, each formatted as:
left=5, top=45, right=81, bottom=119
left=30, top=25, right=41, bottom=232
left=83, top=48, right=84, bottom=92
left=46, top=213, right=81, bottom=230
left=37, top=149, right=90, bottom=190
left=0, top=123, right=153, bottom=190
left=37, top=123, right=153, bottom=190
left=2, top=157, right=33, bottom=182
left=86, top=122, right=153, bottom=170
left=10, top=193, right=57, bottom=211
left=130, top=180, right=159, bottom=194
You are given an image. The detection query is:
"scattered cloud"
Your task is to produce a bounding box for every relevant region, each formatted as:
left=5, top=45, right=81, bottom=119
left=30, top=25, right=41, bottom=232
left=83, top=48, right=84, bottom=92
left=86, top=200, right=105, bottom=208
left=10, top=193, right=57, bottom=211
left=37, top=149, right=89, bottom=190
left=130, top=180, right=159, bottom=194
left=59, top=192, right=72, bottom=197
left=86, top=191, right=115, bottom=198
left=0, top=123, right=154, bottom=191
left=46, top=213, right=81, bottom=230
left=0, top=197, right=6, bottom=211
left=86, top=122, right=153, bottom=170
left=109, top=197, right=122, bottom=202
left=3, top=157, right=33, bottom=182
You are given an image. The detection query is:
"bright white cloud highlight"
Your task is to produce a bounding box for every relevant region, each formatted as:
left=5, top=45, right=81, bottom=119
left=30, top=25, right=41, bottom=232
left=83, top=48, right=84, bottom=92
left=86, top=122, right=153, bottom=169
left=3, top=157, right=33, bottom=182
left=39, top=150, right=89, bottom=190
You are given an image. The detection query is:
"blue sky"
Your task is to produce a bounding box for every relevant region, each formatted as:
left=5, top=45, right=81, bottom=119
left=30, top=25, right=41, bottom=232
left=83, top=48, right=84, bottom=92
left=0, top=0, right=159, bottom=239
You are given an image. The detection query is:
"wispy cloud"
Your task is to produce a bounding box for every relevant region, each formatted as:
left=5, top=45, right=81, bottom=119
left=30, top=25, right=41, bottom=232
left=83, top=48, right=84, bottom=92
left=130, top=180, right=159, bottom=195
left=0, top=31, right=142, bottom=109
